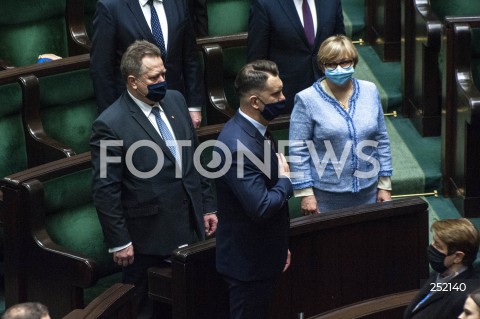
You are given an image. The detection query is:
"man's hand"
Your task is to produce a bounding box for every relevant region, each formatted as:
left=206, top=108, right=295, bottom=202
left=113, top=244, right=134, bottom=267
left=301, top=195, right=320, bottom=215
left=283, top=249, right=291, bottom=272
left=277, top=153, right=290, bottom=178
left=204, top=213, right=218, bottom=236
left=377, top=189, right=392, bottom=202
left=190, top=111, right=202, bottom=128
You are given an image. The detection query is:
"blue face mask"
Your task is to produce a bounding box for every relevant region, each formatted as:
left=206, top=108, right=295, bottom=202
left=324, top=65, right=355, bottom=86
left=258, top=98, right=286, bottom=121
left=139, top=80, right=168, bottom=102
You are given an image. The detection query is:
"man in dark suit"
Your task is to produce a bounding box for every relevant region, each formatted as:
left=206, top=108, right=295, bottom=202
left=90, top=40, right=217, bottom=319
left=90, top=0, right=204, bottom=127
left=404, top=218, right=480, bottom=319
left=247, top=0, right=345, bottom=112
left=215, top=60, right=293, bottom=319
left=188, top=0, right=208, bottom=37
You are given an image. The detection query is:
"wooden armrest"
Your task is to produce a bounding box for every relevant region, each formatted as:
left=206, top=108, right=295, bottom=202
left=3, top=152, right=91, bottom=186
left=66, top=0, right=92, bottom=53
left=414, top=0, right=442, bottom=50
left=18, top=75, right=76, bottom=166
left=0, top=54, right=89, bottom=85
left=0, top=57, right=15, bottom=70
left=63, top=283, right=135, bottom=319
left=23, top=178, right=98, bottom=288
left=202, top=44, right=236, bottom=118
left=308, top=289, right=418, bottom=319
left=196, top=123, right=225, bottom=142
left=197, top=32, right=247, bottom=49
left=450, top=21, right=480, bottom=125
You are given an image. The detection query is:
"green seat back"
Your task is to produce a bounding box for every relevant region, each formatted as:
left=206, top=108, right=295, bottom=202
left=472, top=29, right=480, bottom=89
left=0, top=0, right=68, bottom=66
left=0, top=82, right=28, bottom=178
left=43, top=169, right=118, bottom=277
left=39, top=69, right=97, bottom=154
left=223, top=47, right=247, bottom=109
left=431, top=0, right=480, bottom=20
left=207, top=0, right=250, bottom=36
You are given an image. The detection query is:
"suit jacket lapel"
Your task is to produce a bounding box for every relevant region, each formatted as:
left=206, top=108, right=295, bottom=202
left=126, top=0, right=157, bottom=45
left=125, top=94, right=178, bottom=164
left=278, top=0, right=311, bottom=49
left=313, top=0, right=324, bottom=49
left=234, top=113, right=279, bottom=181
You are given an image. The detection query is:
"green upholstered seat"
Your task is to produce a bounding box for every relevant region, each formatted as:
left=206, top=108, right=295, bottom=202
left=223, top=47, right=247, bottom=110
left=207, top=0, right=250, bottom=36
left=431, top=1, right=480, bottom=20
left=0, top=0, right=68, bottom=67
left=0, top=82, right=27, bottom=178
left=42, top=168, right=122, bottom=304
left=39, top=69, right=97, bottom=154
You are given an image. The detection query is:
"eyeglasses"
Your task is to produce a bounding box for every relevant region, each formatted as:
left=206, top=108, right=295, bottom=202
left=323, top=60, right=353, bottom=71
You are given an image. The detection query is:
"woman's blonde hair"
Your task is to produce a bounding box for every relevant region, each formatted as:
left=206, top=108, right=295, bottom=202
left=431, top=218, right=480, bottom=266
left=316, top=35, right=359, bottom=69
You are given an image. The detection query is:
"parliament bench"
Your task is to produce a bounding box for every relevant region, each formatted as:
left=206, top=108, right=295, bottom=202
left=63, top=283, right=136, bottom=319
left=148, top=197, right=429, bottom=319
left=0, top=123, right=227, bottom=318
left=442, top=17, right=480, bottom=217
left=402, top=0, right=480, bottom=136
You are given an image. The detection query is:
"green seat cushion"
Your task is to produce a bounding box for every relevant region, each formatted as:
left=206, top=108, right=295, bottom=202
left=43, top=169, right=118, bottom=277
left=84, top=272, right=123, bottom=305
left=0, top=0, right=68, bottom=66
left=0, top=83, right=27, bottom=178
left=207, top=0, right=250, bottom=35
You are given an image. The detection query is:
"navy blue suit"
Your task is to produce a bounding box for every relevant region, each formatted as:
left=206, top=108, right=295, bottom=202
left=247, top=0, right=344, bottom=111
left=215, top=112, right=293, bottom=318
left=90, top=0, right=204, bottom=113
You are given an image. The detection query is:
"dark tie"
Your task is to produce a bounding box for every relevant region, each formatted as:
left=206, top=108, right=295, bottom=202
left=302, top=0, right=315, bottom=47
left=265, top=130, right=277, bottom=152
left=151, top=107, right=179, bottom=163
left=148, top=0, right=167, bottom=58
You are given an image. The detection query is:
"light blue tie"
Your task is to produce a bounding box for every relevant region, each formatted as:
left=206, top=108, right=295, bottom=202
left=148, top=0, right=166, bottom=58
left=151, top=107, right=179, bottom=163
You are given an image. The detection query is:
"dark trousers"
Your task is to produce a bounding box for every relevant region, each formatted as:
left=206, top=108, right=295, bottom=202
left=123, top=254, right=170, bottom=319
left=223, top=275, right=277, bottom=319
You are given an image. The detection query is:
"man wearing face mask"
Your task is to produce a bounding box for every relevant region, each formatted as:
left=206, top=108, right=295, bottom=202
left=90, top=40, right=218, bottom=319
left=214, top=60, right=293, bottom=319
left=404, top=218, right=480, bottom=319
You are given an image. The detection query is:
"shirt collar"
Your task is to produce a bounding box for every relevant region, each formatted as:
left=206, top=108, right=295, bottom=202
left=238, top=108, right=267, bottom=136
left=140, top=0, right=162, bottom=7
left=127, top=90, right=163, bottom=118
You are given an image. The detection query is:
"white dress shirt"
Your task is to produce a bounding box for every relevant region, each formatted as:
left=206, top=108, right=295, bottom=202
left=293, top=0, right=318, bottom=36
left=139, top=0, right=169, bottom=51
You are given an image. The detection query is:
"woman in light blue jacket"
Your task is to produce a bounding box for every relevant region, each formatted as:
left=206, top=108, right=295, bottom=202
left=289, top=35, right=392, bottom=214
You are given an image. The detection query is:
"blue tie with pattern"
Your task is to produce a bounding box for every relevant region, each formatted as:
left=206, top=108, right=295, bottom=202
left=151, top=107, right=179, bottom=163
left=148, top=0, right=166, bottom=58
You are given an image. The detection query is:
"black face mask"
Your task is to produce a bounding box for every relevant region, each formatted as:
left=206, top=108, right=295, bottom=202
left=257, top=97, right=286, bottom=121
left=138, top=79, right=168, bottom=102
left=427, top=244, right=448, bottom=274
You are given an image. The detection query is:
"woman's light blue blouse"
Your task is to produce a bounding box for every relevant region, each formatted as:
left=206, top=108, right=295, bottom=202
left=289, top=78, right=393, bottom=193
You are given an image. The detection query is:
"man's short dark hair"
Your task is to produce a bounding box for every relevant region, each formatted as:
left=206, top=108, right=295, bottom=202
left=3, top=302, right=49, bottom=319
left=120, top=40, right=162, bottom=82
left=234, top=60, right=279, bottom=99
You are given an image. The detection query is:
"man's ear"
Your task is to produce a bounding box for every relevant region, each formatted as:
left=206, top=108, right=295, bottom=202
left=128, top=75, right=138, bottom=89
left=249, top=95, right=260, bottom=110
left=453, top=251, right=465, bottom=264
